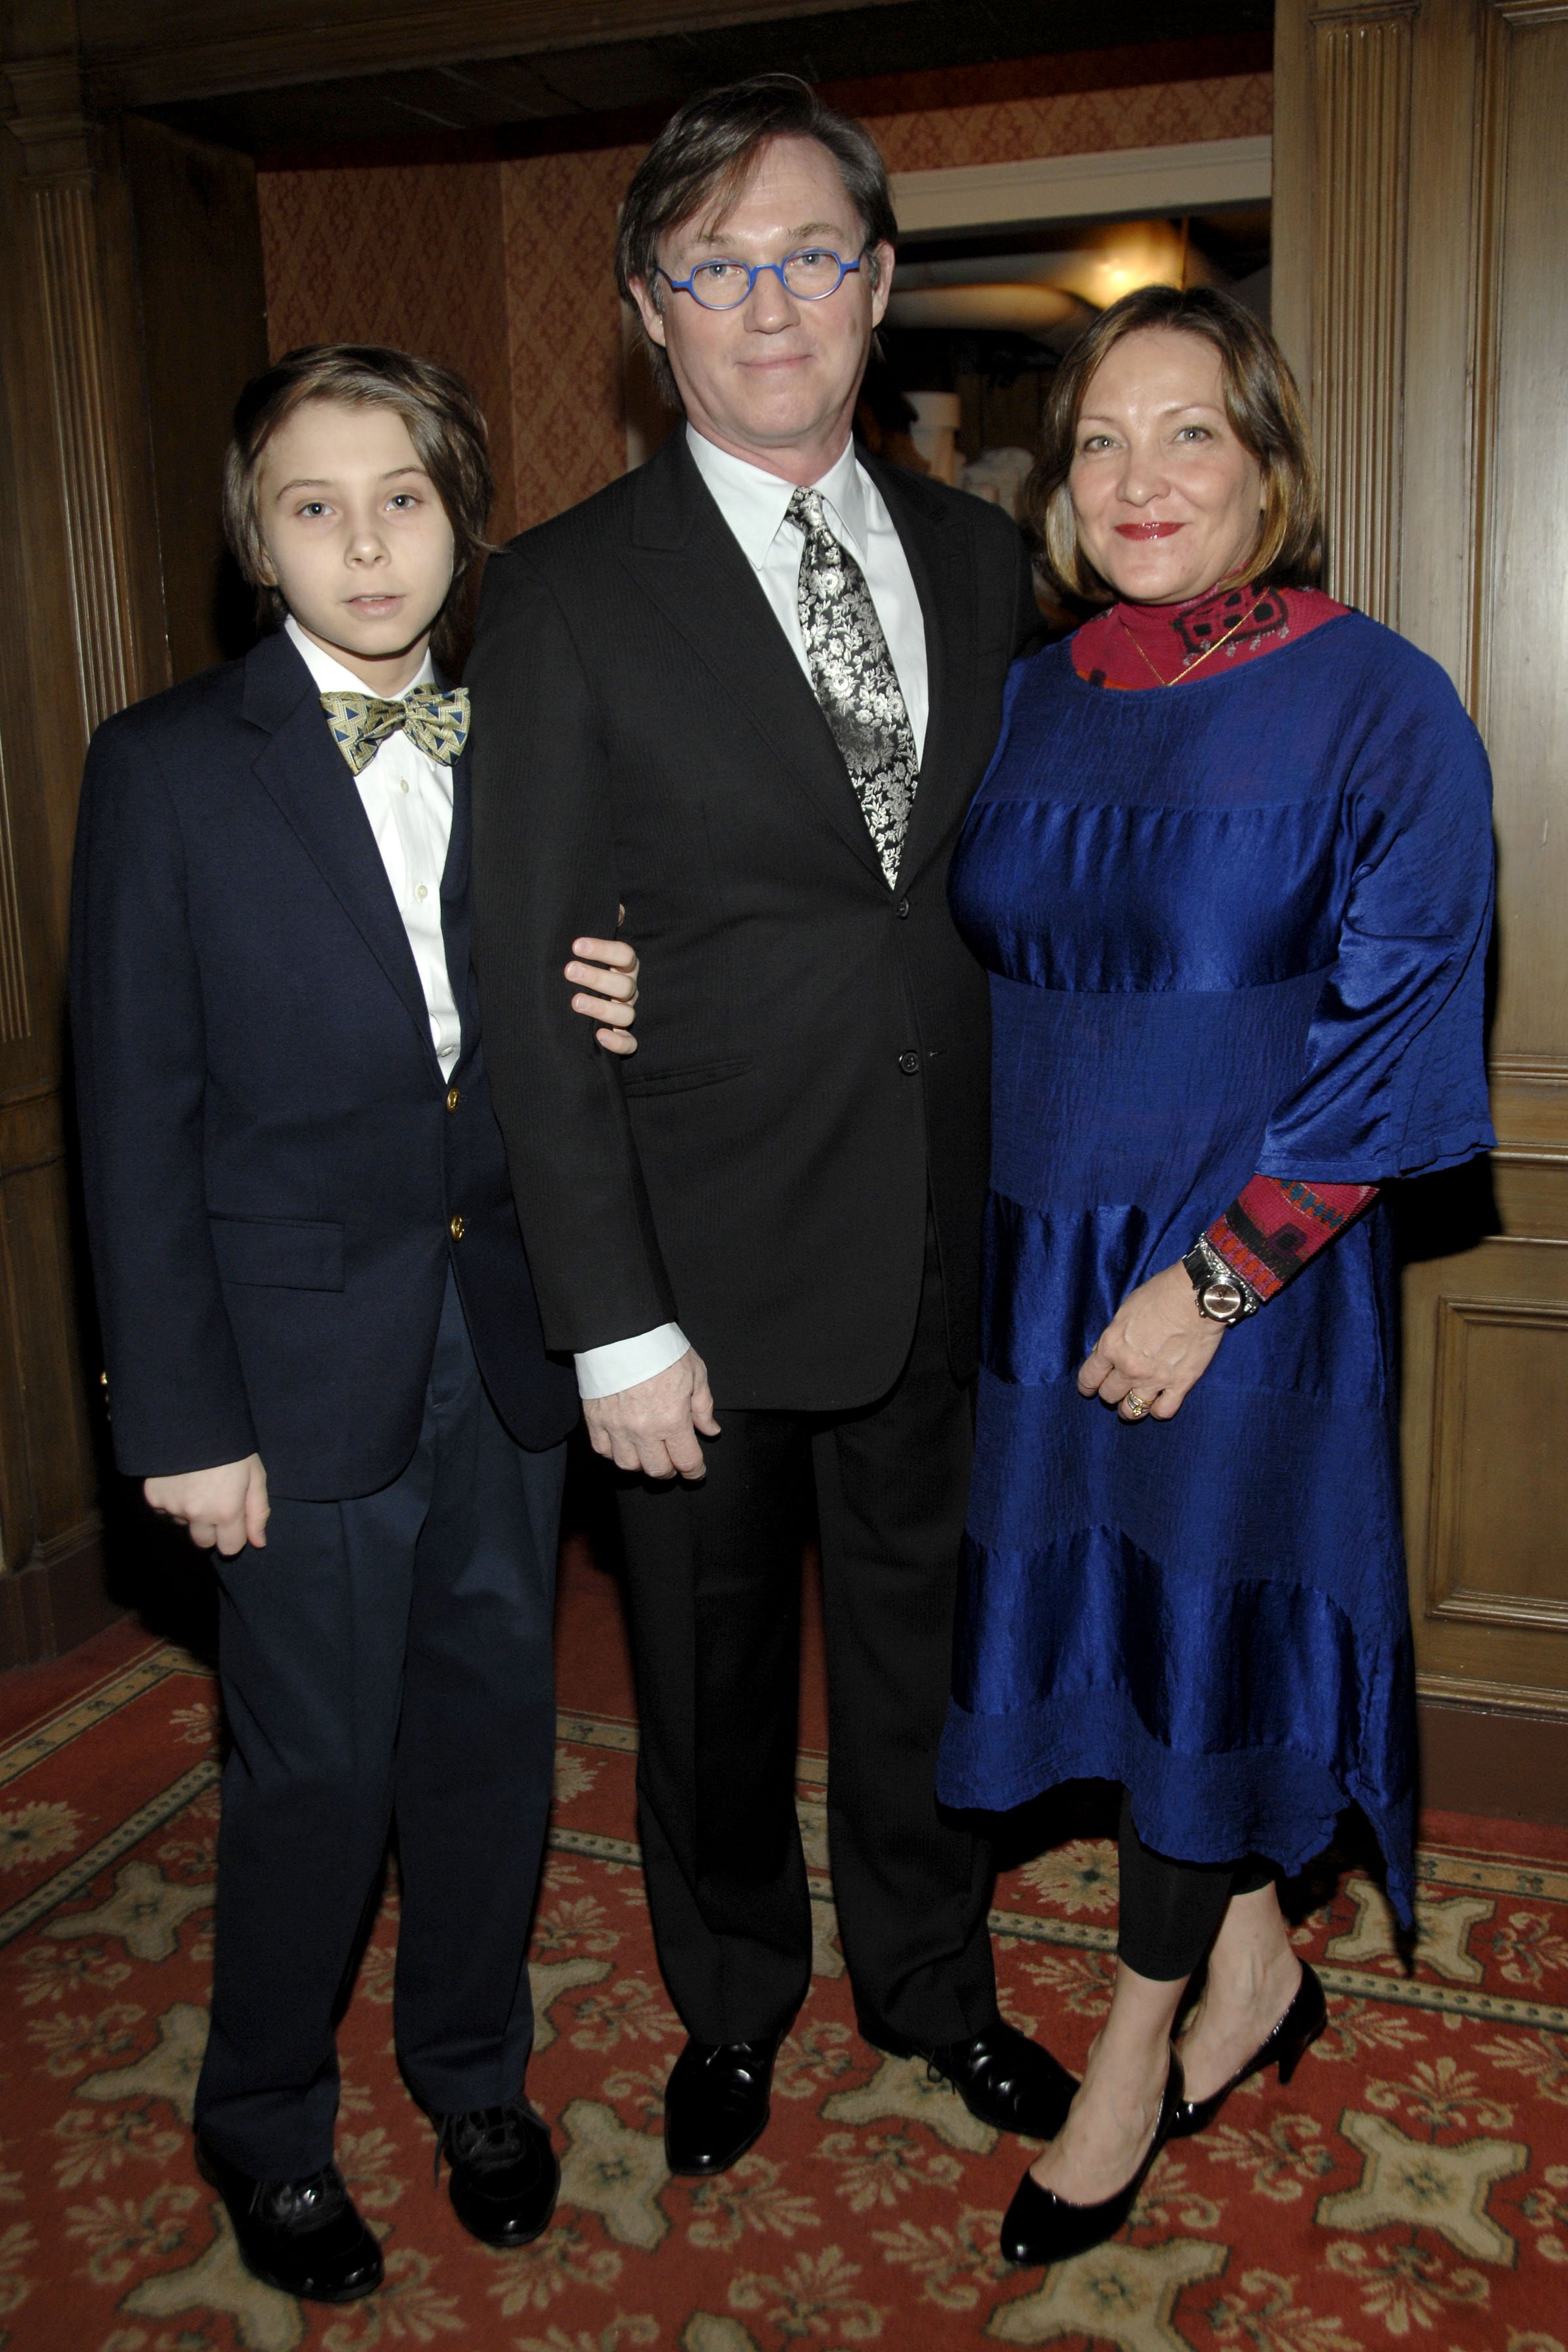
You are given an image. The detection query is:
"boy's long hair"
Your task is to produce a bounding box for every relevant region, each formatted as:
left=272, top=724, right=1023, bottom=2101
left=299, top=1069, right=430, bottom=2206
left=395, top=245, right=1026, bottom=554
left=223, top=345, right=495, bottom=666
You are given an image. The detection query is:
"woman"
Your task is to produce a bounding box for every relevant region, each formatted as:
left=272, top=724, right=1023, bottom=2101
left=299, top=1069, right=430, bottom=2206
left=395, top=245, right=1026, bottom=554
left=936, top=285, right=1494, bottom=2265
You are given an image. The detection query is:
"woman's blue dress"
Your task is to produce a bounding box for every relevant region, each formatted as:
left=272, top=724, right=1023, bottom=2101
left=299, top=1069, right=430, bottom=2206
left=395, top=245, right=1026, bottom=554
left=936, top=613, right=1494, bottom=1921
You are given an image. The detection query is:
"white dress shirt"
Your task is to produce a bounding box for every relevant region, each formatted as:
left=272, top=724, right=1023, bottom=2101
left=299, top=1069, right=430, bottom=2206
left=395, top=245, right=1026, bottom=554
left=685, top=423, right=929, bottom=758
left=573, top=425, right=930, bottom=1403
left=287, top=615, right=463, bottom=1077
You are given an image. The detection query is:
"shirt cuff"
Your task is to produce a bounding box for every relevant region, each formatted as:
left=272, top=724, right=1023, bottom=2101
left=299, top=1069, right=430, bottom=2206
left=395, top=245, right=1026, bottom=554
left=574, top=1323, right=691, bottom=1399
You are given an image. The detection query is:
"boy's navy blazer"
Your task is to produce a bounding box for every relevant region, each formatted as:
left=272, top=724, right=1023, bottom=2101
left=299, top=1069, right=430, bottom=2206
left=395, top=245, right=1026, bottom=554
left=71, top=627, right=578, bottom=1500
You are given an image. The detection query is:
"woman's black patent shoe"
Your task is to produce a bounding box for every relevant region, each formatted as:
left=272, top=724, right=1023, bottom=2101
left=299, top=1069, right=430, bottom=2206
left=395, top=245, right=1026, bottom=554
left=1000, top=2053, right=1184, bottom=2266
left=1168, top=1961, right=1328, bottom=2140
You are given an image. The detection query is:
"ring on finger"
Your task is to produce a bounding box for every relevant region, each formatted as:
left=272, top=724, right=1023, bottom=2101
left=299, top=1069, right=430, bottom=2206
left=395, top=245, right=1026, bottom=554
left=1121, top=1390, right=1152, bottom=1421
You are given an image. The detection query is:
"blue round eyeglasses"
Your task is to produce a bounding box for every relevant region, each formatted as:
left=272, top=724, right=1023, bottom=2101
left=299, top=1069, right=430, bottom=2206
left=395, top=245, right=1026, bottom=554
left=659, top=248, right=865, bottom=312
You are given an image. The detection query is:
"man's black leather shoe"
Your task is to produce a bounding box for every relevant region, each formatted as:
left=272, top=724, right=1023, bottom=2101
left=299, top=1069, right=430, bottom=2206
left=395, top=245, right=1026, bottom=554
left=436, top=2102, right=559, bottom=2247
left=195, top=2136, right=383, bottom=2304
left=663, top=2034, right=781, bottom=2175
left=860, top=2017, right=1077, bottom=2141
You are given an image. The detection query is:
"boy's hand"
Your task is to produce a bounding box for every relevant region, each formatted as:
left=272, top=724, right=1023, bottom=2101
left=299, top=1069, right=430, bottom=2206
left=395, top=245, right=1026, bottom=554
left=144, top=1454, right=270, bottom=1555
left=582, top=1349, right=719, bottom=1480
left=565, top=905, right=640, bottom=1056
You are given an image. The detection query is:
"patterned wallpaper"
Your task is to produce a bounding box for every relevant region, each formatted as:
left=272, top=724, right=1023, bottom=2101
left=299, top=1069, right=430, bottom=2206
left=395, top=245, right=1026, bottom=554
left=257, top=160, right=517, bottom=534
left=868, top=73, right=1271, bottom=172
left=257, top=72, right=1271, bottom=538
left=500, top=145, right=645, bottom=539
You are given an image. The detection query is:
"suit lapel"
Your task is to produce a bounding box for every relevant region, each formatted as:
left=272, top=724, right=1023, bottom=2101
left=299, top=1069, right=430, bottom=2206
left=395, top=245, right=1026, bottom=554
left=243, top=631, right=438, bottom=1061
left=621, top=435, right=889, bottom=886
left=862, top=453, right=981, bottom=894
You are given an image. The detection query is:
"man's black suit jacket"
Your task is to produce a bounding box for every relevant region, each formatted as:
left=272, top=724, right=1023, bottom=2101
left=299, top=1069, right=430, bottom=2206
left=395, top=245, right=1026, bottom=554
left=70, top=628, right=578, bottom=1499
left=468, top=431, right=1039, bottom=1413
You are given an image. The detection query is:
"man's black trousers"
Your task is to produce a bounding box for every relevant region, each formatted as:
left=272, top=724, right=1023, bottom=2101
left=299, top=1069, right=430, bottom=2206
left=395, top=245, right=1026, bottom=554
left=195, top=1273, right=565, bottom=2179
left=617, top=1221, right=999, bottom=2050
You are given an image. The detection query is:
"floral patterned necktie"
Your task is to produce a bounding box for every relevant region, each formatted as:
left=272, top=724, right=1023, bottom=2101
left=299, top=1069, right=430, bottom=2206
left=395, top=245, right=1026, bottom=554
left=319, top=684, right=470, bottom=776
left=787, top=488, right=919, bottom=885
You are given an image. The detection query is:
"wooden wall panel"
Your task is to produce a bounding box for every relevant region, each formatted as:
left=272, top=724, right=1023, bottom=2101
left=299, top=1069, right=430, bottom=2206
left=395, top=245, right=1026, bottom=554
left=0, top=42, right=266, bottom=1659
left=0, top=99, right=160, bottom=1614
left=121, top=118, right=271, bottom=682
left=1423, top=1254, right=1568, bottom=1659
left=1276, top=0, right=1568, bottom=1812
left=1472, top=2, right=1568, bottom=1102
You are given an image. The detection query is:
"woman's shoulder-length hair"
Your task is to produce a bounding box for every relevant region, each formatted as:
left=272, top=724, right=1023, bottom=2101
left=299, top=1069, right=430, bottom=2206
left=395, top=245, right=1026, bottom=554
left=1023, top=284, right=1325, bottom=606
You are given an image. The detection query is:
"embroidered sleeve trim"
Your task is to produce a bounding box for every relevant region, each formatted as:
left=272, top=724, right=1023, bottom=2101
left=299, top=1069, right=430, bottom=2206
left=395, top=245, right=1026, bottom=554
left=1206, top=1175, right=1380, bottom=1301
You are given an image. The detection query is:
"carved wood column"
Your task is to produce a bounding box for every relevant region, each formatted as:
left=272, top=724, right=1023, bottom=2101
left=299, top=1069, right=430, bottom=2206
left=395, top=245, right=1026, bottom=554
left=30, top=174, right=140, bottom=732
left=6, top=49, right=157, bottom=736
left=1308, top=3, right=1418, bottom=621
left=0, top=27, right=167, bottom=1656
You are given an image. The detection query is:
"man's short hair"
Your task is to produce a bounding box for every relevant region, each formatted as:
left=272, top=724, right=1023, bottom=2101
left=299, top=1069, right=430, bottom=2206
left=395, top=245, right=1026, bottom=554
left=615, top=73, right=898, bottom=402
left=223, top=344, right=495, bottom=662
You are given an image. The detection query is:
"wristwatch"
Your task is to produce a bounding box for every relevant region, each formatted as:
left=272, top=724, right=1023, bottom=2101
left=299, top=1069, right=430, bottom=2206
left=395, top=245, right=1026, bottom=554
left=1182, top=1236, right=1260, bottom=1325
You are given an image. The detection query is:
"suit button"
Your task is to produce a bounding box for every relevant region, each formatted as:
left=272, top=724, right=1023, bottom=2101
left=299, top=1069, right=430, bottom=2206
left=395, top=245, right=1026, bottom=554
left=446, top=1085, right=461, bottom=1112
left=896, top=897, right=910, bottom=919
left=449, top=1213, right=466, bottom=1241
left=898, top=1051, right=921, bottom=1075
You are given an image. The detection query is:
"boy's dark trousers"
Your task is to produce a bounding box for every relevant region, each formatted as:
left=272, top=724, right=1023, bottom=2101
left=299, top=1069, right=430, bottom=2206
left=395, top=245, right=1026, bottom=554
left=194, top=1274, right=564, bottom=2180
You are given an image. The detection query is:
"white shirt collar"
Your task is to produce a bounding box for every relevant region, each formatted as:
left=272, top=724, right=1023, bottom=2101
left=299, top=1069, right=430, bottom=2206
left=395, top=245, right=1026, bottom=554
left=285, top=612, right=435, bottom=700
left=685, top=425, right=869, bottom=571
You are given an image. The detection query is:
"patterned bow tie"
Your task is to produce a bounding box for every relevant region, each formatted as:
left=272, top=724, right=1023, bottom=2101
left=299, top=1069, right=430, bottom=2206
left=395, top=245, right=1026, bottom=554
left=320, top=683, right=470, bottom=776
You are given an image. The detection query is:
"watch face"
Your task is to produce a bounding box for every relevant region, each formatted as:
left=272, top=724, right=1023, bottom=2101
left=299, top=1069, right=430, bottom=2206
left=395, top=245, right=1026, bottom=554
left=1201, top=1279, right=1245, bottom=1323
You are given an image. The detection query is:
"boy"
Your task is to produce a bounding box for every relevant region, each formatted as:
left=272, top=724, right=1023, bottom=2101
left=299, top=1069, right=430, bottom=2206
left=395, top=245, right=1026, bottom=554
left=71, top=346, right=636, bottom=2303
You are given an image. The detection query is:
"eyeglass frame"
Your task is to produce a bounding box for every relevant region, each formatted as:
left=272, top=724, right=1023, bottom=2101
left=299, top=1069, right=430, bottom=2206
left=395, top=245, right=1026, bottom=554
left=656, top=247, right=868, bottom=312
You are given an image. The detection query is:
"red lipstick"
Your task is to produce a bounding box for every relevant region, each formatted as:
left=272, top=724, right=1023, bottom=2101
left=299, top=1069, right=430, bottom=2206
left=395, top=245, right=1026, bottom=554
left=1115, top=522, right=1183, bottom=540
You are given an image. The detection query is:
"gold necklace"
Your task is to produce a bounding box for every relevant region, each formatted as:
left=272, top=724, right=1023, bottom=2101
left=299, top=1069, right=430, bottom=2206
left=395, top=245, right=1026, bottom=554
left=1117, top=592, right=1267, bottom=687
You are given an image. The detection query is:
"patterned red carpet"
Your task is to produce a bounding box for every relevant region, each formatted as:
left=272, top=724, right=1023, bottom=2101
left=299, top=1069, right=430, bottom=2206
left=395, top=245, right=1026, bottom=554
left=5, top=1558, right=1568, bottom=2352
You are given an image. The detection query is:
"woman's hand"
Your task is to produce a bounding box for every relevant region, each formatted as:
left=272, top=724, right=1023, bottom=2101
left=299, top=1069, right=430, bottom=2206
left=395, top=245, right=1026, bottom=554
left=1079, top=1262, right=1227, bottom=1422
left=565, top=911, right=639, bottom=1055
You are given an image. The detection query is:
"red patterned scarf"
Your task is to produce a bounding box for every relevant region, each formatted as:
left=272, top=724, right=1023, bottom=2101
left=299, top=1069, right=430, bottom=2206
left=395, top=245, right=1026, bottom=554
left=1071, top=582, right=1347, bottom=690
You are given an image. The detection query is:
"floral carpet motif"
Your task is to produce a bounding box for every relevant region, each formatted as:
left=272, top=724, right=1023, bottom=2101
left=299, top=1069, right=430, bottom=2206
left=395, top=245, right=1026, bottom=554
left=3, top=1630, right=1568, bottom=2351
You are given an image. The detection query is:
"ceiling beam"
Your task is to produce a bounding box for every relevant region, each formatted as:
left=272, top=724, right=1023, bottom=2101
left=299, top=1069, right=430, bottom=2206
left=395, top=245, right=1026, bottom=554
left=79, top=0, right=908, bottom=110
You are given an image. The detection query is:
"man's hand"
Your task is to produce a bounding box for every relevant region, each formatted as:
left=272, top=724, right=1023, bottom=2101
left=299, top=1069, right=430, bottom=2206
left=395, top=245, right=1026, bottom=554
left=582, top=1349, right=719, bottom=1479
left=1078, top=1262, right=1226, bottom=1422
left=565, top=909, right=640, bottom=1056
left=144, top=1454, right=270, bottom=1555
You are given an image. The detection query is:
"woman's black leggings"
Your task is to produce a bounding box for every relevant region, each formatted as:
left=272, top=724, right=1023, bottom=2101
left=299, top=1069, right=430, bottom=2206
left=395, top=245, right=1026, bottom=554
left=1116, top=1788, right=1277, bottom=1981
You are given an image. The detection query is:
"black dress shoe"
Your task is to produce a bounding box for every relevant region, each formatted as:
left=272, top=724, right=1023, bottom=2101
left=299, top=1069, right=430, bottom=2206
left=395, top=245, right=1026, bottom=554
left=195, top=2136, right=383, bottom=2304
left=1168, top=1961, right=1328, bottom=2138
left=999, top=2053, right=1184, bottom=2266
left=860, top=2017, right=1077, bottom=2142
left=663, top=2034, right=781, bottom=2176
left=436, top=2102, right=559, bottom=2247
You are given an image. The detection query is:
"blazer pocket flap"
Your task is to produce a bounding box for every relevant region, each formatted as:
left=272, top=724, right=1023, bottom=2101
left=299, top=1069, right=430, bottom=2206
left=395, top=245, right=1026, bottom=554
left=209, top=1215, right=345, bottom=1291
left=621, top=1056, right=753, bottom=1099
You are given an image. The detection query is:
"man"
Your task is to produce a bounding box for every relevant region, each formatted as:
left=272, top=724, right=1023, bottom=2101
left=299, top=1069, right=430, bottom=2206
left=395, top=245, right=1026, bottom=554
left=469, top=76, right=1071, bottom=2176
